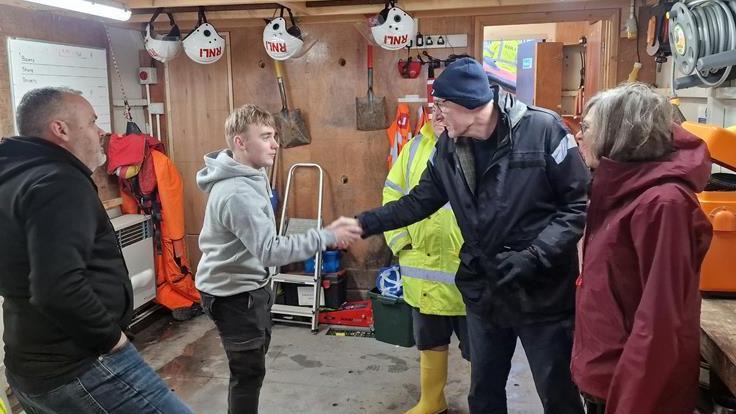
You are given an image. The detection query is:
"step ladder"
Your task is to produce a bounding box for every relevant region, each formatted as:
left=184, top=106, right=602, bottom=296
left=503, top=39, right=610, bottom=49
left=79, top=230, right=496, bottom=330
left=270, top=163, right=325, bottom=333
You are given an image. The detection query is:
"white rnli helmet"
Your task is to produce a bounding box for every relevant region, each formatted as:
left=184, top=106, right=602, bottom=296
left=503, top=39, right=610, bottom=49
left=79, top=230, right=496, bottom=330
left=370, top=2, right=416, bottom=51
left=263, top=8, right=315, bottom=60
left=263, top=17, right=303, bottom=61
left=144, top=9, right=182, bottom=63
left=182, top=8, right=225, bottom=64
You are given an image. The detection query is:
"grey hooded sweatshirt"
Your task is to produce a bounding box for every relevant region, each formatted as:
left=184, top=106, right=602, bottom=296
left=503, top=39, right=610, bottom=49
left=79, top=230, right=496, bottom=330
left=195, top=149, right=336, bottom=296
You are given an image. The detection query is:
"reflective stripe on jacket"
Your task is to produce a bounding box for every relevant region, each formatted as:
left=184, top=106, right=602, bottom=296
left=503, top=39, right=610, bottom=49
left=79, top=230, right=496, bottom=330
left=383, top=122, right=465, bottom=316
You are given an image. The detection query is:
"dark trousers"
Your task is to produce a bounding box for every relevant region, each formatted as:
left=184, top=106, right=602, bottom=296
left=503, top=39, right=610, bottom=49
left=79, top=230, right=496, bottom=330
left=411, top=308, right=471, bottom=361
left=583, top=394, right=606, bottom=414
left=200, top=286, right=273, bottom=414
left=466, top=309, right=584, bottom=414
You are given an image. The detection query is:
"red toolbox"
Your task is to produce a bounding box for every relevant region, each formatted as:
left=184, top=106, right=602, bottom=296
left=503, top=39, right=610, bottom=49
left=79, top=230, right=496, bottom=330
left=318, top=300, right=374, bottom=327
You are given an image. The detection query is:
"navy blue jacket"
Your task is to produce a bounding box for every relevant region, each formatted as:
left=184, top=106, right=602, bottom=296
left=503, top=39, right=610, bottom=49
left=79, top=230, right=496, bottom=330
left=359, top=89, right=590, bottom=325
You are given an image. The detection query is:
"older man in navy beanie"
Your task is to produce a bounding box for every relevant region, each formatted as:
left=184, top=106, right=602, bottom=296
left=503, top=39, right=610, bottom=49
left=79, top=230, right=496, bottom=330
left=357, top=57, right=590, bottom=413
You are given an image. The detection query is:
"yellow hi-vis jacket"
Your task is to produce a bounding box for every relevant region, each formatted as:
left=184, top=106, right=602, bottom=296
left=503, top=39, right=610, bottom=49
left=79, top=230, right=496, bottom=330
left=382, top=122, right=465, bottom=316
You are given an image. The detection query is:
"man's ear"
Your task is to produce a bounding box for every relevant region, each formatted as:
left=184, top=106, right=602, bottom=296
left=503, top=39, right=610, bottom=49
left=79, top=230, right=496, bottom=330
left=233, top=134, right=245, bottom=149
left=49, top=119, right=70, bottom=143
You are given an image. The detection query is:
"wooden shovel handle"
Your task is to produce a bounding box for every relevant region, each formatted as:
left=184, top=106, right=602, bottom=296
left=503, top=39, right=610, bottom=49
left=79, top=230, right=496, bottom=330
left=274, top=59, right=284, bottom=78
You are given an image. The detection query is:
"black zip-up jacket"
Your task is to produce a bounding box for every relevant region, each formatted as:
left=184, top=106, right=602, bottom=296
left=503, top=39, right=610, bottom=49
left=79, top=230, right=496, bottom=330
left=359, top=89, right=590, bottom=325
left=0, top=137, right=133, bottom=394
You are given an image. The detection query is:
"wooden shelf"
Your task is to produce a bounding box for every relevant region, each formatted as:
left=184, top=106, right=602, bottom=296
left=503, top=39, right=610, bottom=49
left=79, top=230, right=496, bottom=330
left=102, top=197, right=123, bottom=210
left=701, top=299, right=736, bottom=396
left=654, top=87, right=736, bottom=100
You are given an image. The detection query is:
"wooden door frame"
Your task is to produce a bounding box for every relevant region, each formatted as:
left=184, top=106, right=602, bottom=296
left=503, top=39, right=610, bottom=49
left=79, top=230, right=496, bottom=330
left=474, top=6, right=621, bottom=90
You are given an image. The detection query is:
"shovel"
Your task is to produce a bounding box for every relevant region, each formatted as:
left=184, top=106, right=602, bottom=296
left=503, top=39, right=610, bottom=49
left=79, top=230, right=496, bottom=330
left=273, top=60, right=311, bottom=148
left=269, top=146, right=280, bottom=212
left=356, top=44, right=388, bottom=131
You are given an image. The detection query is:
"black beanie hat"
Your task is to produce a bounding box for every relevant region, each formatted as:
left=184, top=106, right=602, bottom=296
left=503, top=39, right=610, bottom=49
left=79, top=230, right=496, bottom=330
left=432, top=57, right=493, bottom=109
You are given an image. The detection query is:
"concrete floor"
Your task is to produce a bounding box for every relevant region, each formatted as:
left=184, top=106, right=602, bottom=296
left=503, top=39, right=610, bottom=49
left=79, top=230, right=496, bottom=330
left=133, top=313, right=543, bottom=414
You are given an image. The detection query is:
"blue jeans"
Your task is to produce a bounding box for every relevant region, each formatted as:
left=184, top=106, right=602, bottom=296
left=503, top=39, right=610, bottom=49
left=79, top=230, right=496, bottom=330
left=466, top=309, right=584, bottom=414
left=13, top=343, right=194, bottom=414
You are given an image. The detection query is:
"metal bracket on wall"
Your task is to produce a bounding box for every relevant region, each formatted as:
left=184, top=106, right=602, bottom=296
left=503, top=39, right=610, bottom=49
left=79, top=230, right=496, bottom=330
left=397, top=95, right=427, bottom=103
left=408, top=34, right=468, bottom=50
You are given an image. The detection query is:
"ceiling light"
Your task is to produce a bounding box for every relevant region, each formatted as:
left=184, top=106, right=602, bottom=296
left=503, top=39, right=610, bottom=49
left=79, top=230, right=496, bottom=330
left=23, top=0, right=132, bottom=21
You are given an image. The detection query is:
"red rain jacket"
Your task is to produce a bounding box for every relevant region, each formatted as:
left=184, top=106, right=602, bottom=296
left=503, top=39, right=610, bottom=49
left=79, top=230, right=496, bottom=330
left=571, top=124, right=713, bottom=413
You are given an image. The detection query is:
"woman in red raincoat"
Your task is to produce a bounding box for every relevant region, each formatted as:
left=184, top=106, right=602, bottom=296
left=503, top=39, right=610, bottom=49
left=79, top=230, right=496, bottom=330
left=571, top=82, right=713, bottom=414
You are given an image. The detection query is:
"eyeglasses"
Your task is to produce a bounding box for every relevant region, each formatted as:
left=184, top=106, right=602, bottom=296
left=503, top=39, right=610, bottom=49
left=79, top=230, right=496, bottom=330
left=433, top=99, right=447, bottom=117
left=580, top=121, right=590, bottom=135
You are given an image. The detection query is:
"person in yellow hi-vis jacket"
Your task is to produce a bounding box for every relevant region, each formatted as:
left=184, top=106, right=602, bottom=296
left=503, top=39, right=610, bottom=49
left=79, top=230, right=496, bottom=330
left=383, top=118, right=468, bottom=414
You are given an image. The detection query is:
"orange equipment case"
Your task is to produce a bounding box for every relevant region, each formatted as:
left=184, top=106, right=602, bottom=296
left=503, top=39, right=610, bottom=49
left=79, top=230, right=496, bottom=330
left=682, top=122, right=736, bottom=294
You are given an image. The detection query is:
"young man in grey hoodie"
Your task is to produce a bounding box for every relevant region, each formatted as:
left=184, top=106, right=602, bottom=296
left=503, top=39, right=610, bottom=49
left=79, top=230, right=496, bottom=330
left=195, top=104, right=362, bottom=414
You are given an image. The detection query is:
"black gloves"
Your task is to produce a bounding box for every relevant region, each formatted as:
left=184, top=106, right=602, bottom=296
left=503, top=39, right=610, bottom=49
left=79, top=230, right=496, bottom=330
left=495, top=248, right=538, bottom=288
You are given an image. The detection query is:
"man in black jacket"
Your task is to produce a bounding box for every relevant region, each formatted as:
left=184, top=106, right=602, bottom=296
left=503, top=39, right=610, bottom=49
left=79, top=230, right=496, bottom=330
left=0, top=87, right=193, bottom=413
left=358, top=58, right=590, bottom=414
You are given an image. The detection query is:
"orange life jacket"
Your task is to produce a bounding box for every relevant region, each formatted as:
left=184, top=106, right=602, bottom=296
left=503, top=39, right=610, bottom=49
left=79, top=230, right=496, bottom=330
left=414, top=105, right=430, bottom=136
left=113, top=134, right=200, bottom=311
left=387, top=103, right=411, bottom=169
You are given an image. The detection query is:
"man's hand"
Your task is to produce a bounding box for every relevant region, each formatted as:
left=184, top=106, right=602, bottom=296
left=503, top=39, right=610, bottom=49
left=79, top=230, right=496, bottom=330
left=108, top=331, right=128, bottom=354
left=495, top=249, right=538, bottom=288
left=326, top=217, right=363, bottom=249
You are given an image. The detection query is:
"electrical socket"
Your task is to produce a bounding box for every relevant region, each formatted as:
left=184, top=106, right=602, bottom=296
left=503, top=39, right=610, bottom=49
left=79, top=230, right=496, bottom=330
left=148, top=103, right=165, bottom=115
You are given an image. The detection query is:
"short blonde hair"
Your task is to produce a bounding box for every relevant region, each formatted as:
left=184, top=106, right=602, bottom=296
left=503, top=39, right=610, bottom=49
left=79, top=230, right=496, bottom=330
left=583, top=82, right=674, bottom=162
left=224, top=104, right=275, bottom=149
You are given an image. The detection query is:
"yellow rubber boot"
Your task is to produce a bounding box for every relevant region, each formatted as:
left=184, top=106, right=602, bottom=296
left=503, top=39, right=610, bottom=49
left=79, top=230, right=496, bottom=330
left=404, top=350, right=449, bottom=414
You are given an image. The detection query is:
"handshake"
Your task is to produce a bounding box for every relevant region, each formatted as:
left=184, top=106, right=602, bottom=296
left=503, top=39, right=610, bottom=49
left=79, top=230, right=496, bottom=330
left=325, top=216, right=364, bottom=249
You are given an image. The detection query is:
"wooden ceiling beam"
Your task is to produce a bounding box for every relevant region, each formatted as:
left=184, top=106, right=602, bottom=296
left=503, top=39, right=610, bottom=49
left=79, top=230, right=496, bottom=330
left=279, top=2, right=312, bottom=15
left=122, top=0, right=332, bottom=7
left=410, top=0, right=628, bottom=18
left=190, top=12, right=364, bottom=28
left=126, top=0, right=629, bottom=25
left=130, top=9, right=282, bottom=23
left=124, top=0, right=627, bottom=13
left=304, top=0, right=383, bottom=7
left=131, top=3, right=280, bottom=14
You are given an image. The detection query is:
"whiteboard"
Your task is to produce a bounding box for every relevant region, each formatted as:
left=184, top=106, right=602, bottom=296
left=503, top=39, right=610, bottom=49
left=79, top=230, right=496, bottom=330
left=7, top=38, right=112, bottom=133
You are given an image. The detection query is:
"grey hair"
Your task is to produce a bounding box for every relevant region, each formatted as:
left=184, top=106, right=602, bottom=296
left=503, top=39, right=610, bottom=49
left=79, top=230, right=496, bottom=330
left=583, top=82, right=674, bottom=162
left=16, top=87, right=81, bottom=137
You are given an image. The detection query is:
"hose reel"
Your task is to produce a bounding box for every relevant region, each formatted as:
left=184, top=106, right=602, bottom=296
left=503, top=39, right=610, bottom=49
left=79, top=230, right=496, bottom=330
left=669, top=0, right=736, bottom=88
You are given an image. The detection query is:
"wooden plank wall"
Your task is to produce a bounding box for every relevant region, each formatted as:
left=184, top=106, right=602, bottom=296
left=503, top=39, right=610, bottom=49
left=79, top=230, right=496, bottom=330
left=0, top=5, right=118, bottom=201
left=166, top=38, right=234, bottom=274
left=167, top=17, right=473, bottom=297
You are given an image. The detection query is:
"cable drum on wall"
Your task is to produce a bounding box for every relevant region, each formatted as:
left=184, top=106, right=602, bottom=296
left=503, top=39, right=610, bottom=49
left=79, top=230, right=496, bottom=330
left=669, top=0, right=736, bottom=88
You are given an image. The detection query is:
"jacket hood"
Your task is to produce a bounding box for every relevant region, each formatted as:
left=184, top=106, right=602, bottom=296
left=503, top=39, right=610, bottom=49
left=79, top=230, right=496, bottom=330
left=196, top=149, right=266, bottom=193
left=591, top=124, right=711, bottom=208
left=0, top=136, right=92, bottom=182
